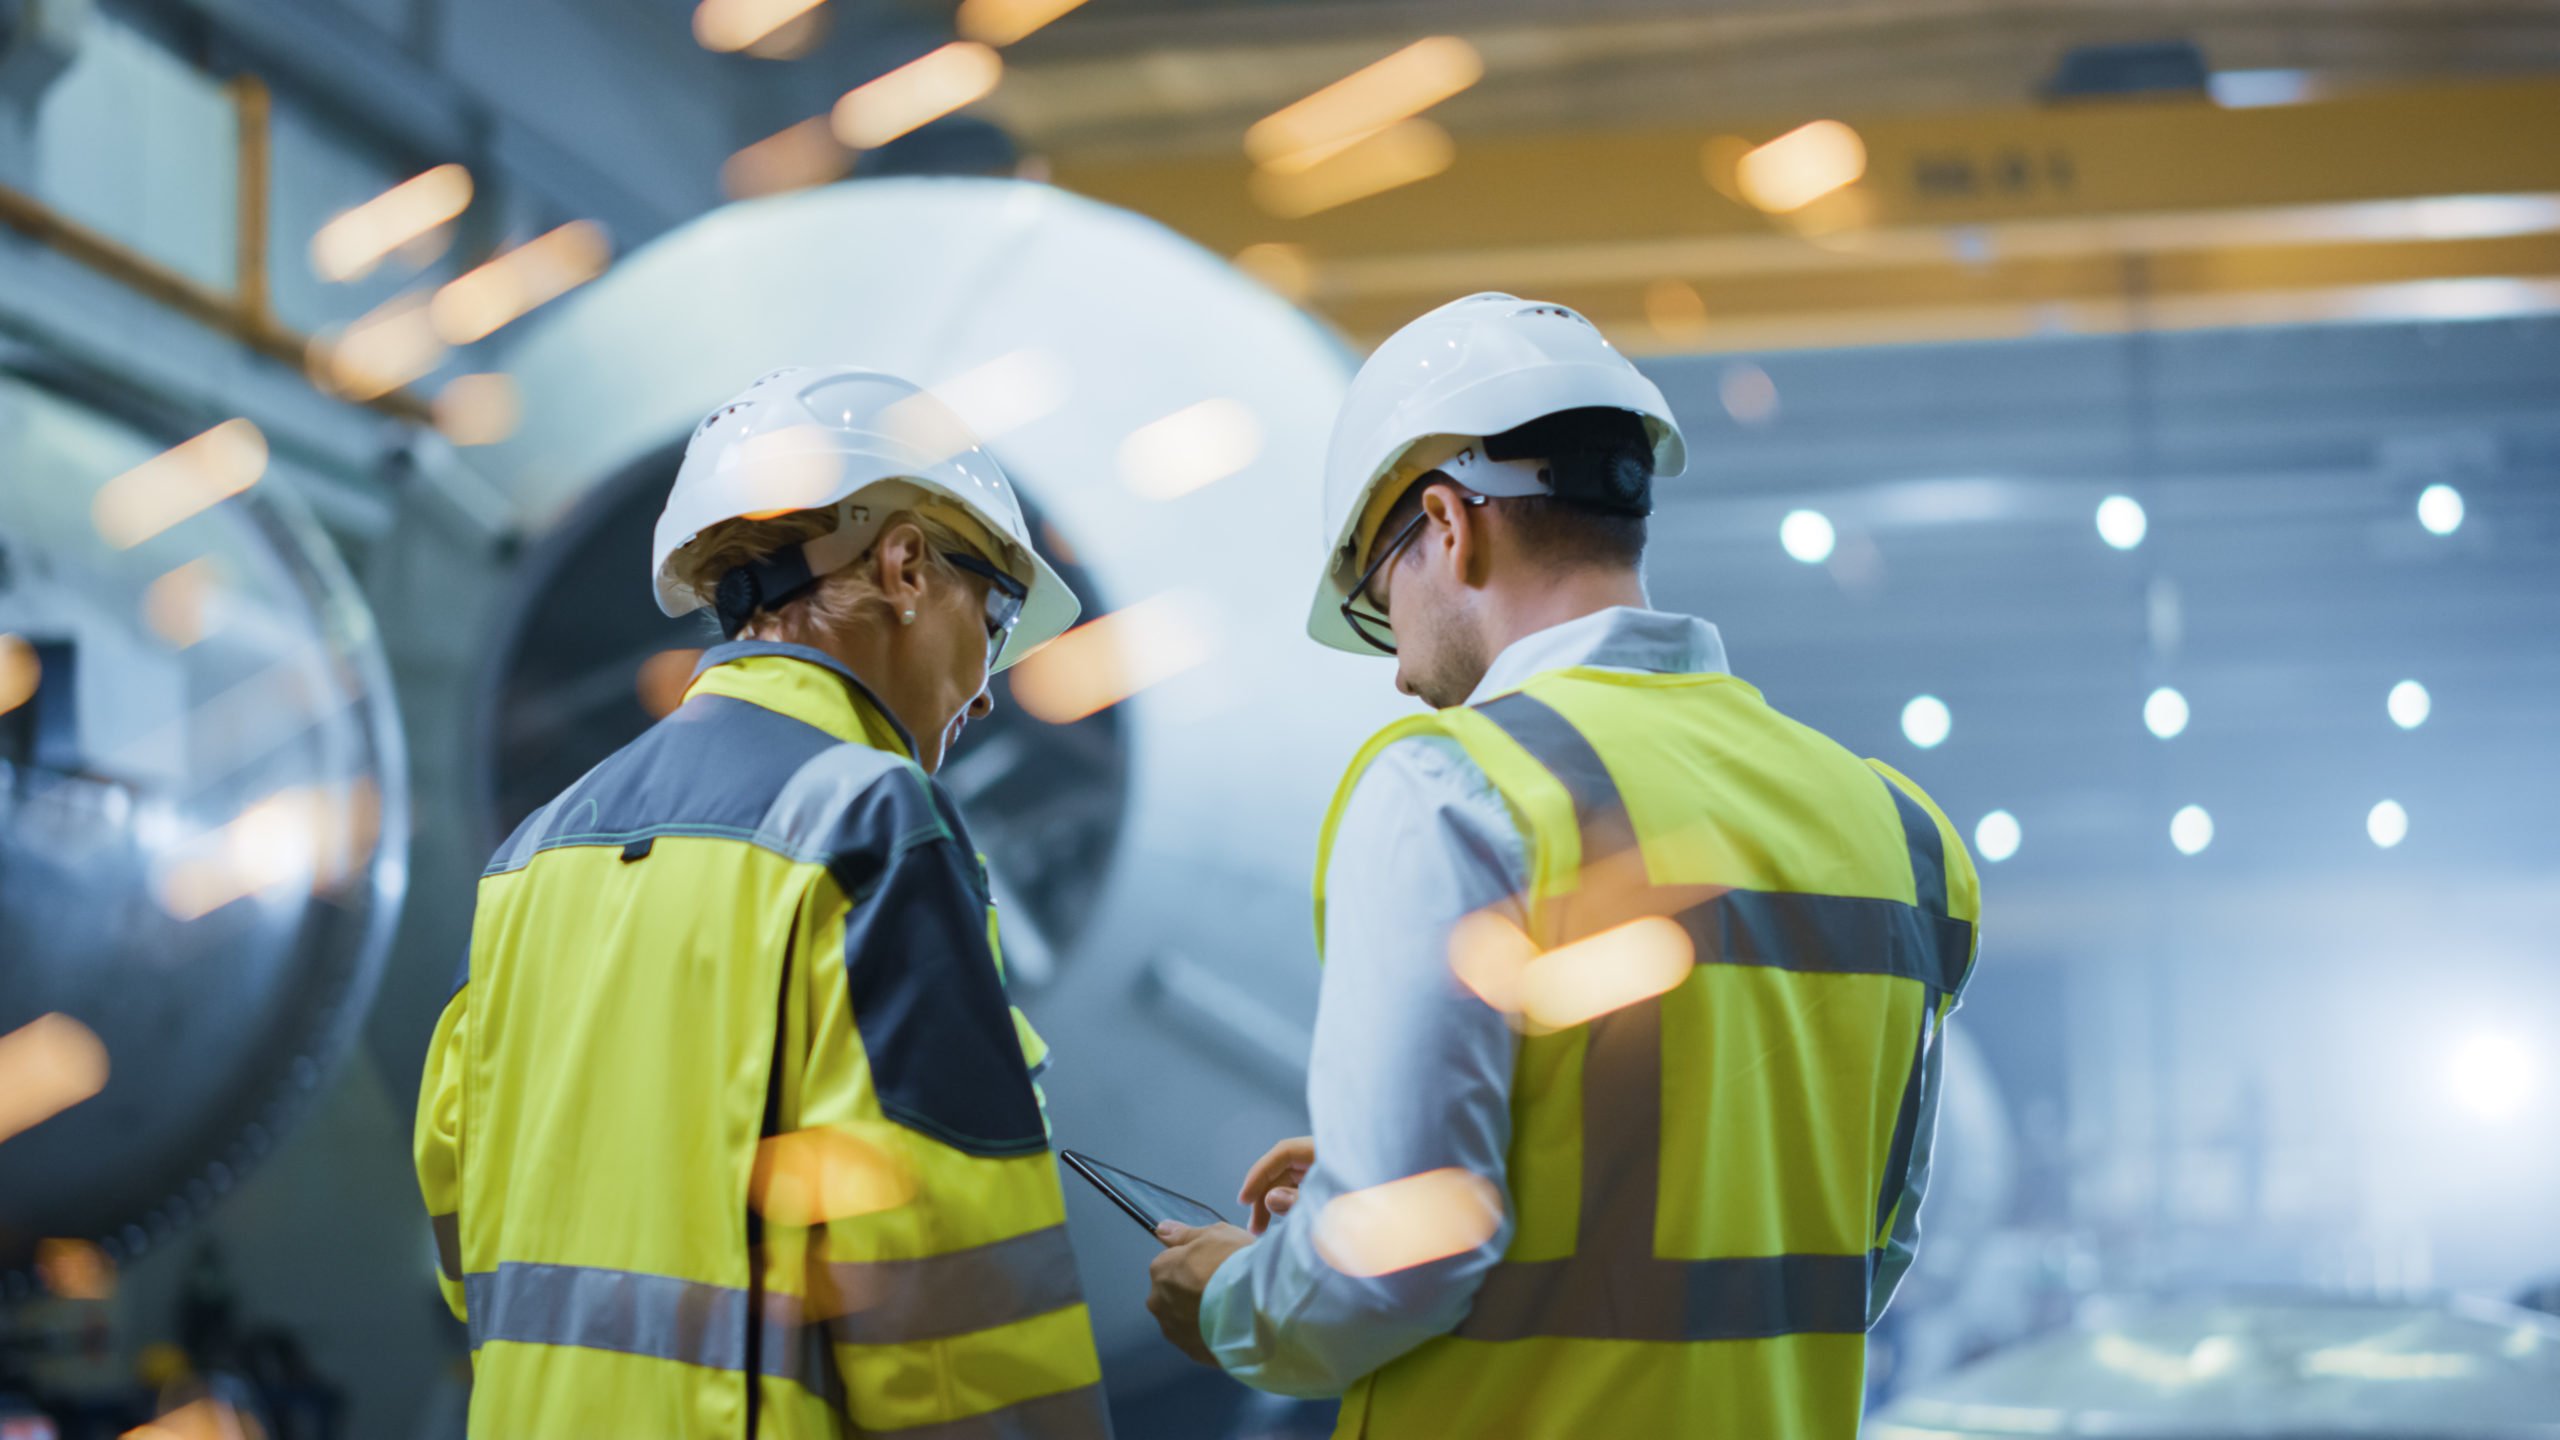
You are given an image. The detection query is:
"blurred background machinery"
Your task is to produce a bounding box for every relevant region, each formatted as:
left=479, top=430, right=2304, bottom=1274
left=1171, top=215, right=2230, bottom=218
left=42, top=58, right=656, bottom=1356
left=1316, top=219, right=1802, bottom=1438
left=0, top=380, right=406, bottom=1271
left=1871, top=1294, right=2560, bottom=1439
left=1, top=0, right=2556, bottom=1436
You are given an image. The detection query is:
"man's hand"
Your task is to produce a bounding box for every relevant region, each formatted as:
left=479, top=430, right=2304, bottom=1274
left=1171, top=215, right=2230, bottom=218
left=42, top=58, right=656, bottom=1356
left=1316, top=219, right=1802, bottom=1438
left=1239, top=1136, right=1314, bottom=1235
left=1146, top=1221, right=1253, bottom=1366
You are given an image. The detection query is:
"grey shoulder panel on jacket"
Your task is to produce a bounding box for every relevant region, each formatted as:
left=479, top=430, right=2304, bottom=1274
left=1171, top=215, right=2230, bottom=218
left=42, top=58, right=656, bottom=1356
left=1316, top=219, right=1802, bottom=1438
left=485, top=694, right=920, bottom=875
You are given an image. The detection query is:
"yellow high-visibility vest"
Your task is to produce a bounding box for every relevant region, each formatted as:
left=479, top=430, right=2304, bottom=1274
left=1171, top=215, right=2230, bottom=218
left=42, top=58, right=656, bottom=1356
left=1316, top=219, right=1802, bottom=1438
left=1313, top=664, right=1980, bottom=1438
left=415, top=640, right=1111, bottom=1439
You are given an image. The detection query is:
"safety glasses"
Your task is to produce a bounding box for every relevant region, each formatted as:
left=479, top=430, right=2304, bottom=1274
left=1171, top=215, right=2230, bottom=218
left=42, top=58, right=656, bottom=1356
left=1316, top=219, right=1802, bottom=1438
left=1338, top=491, right=1487, bottom=656
left=944, top=550, right=1028, bottom=668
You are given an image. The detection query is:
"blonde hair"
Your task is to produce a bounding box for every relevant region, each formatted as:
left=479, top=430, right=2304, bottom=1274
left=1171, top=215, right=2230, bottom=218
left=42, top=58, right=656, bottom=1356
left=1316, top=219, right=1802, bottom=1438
left=679, top=504, right=982, bottom=649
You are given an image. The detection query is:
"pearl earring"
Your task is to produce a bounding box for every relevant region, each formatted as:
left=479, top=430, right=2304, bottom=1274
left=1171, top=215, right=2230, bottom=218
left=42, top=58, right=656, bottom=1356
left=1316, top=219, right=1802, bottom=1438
left=901, top=609, right=916, bottom=625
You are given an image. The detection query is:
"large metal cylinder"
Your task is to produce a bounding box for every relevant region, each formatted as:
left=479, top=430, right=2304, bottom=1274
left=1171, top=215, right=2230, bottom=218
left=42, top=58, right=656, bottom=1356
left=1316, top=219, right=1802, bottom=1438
left=0, top=375, right=406, bottom=1289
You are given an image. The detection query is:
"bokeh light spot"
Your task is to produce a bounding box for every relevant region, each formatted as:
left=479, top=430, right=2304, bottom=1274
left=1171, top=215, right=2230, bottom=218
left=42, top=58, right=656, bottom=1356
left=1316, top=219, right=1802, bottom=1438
left=2096, top=494, right=2148, bottom=550
left=2416, top=482, right=2465, bottom=536
left=2367, top=799, right=2408, bottom=849
left=1779, top=509, right=1835, bottom=564
left=2388, top=679, right=2431, bottom=730
left=2144, top=686, right=2189, bottom=740
left=1314, top=1167, right=1505, bottom=1278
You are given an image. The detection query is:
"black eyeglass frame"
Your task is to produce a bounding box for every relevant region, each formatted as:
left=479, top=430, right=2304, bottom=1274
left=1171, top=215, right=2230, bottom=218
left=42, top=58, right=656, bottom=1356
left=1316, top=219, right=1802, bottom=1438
left=1338, top=488, right=1489, bottom=655
left=943, top=550, right=1029, bottom=666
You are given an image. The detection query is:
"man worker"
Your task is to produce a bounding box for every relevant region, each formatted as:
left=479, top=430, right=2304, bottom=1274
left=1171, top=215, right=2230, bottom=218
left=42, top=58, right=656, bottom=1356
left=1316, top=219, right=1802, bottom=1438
left=1145, top=294, right=1982, bottom=1436
left=416, top=367, right=1112, bottom=1437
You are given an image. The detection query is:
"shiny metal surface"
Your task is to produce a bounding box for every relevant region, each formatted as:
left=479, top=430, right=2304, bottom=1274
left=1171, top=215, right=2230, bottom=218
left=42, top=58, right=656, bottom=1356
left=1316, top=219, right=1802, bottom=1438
left=0, top=375, right=407, bottom=1288
left=1873, top=1294, right=2560, bottom=1438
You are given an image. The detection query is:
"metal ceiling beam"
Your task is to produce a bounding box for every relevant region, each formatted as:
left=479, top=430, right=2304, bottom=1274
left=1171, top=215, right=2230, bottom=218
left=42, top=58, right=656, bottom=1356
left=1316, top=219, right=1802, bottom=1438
left=998, top=1, right=2560, bottom=157
left=1051, top=76, right=2560, bottom=350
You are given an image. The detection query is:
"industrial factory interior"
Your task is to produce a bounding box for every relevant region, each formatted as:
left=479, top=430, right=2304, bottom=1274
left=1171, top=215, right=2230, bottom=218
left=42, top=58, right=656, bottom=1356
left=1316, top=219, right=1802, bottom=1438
left=3, top=0, right=2558, bottom=1435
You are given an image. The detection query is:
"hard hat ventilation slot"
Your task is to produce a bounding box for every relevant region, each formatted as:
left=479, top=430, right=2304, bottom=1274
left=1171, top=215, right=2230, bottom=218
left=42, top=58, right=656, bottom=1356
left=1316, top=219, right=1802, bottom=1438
left=1513, top=304, right=1596, bottom=330
left=695, top=403, right=752, bottom=438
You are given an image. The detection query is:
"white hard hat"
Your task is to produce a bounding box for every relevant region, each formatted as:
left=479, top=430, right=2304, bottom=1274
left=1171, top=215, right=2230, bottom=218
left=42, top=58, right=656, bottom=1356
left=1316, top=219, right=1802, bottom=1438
left=651, top=365, right=1079, bottom=671
left=1306, top=293, right=1687, bottom=654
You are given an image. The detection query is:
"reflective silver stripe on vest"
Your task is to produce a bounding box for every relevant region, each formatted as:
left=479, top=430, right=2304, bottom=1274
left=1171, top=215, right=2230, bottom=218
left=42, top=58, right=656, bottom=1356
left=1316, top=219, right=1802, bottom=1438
left=1669, top=887, right=1968, bottom=992
left=1477, top=687, right=1641, bottom=869
left=761, top=1303, right=847, bottom=1408
left=1459, top=1253, right=1875, bottom=1343
left=1474, top=690, right=1970, bottom=990
left=466, top=1229, right=1085, bottom=1400
left=822, top=1225, right=1084, bottom=1345
left=1877, top=771, right=1950, bottom=917
left=467, top=1262, right=752, bottom=1371
left=864, top=1383, right=1115, bottom=1440
left=1455, top=691, right=1961, bottom=1344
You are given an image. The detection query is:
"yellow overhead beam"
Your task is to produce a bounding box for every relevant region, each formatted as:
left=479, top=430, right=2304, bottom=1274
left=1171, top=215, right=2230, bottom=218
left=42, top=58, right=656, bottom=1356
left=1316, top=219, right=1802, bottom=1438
left=1051, top=77, right=2560, bottom=349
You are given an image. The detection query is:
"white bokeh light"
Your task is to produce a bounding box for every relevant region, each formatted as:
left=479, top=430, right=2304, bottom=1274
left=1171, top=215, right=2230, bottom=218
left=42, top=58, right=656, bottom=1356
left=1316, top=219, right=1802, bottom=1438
left=1974, top=810, right=2020, bottom=863
left=1901, top=695, right=1951, bottom=749
left=2445, top=1031, right=2533, bottom=1122
left=2143, top=686, right=2189, bottom=740
left=2388, top=679, right=2431, bottom=730
left=2416, top=482, right=2465, bottom=536
left=2095, top=494, right=2148, bottom=550
left=2367, top=799, right=2408, bottom=849
left=1779, top=509, right=1836, bottom=564
left=2170, top=804, right=2214, bottom=855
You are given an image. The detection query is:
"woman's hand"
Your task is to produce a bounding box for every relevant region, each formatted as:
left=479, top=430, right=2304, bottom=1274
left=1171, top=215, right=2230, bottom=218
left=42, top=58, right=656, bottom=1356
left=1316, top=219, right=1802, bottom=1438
left=1239, top=1136, right=1314, bottom=1235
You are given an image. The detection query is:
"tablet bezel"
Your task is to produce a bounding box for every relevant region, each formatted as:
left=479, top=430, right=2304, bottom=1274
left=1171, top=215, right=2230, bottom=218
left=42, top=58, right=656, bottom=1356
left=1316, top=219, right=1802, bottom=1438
left=1060, top=1149, right=1228, bottom=1235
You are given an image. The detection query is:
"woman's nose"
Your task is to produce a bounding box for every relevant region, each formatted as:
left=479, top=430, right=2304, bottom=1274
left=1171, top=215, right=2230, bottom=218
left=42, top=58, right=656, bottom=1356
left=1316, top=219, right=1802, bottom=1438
left=968, top=685, right=995, bottom=721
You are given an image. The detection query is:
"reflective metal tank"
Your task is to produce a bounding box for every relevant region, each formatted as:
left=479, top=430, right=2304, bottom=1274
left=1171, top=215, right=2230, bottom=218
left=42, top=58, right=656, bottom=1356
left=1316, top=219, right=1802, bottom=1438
left=0, top=378, right=406, bottom=1290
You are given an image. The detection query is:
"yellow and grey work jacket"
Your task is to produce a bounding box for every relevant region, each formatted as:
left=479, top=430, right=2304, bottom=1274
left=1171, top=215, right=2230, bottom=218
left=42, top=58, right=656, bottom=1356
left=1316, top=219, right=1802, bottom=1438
left=414, top=640, right=1111, bottom=1438
left=1312, top=663, right=1981, bottom=1438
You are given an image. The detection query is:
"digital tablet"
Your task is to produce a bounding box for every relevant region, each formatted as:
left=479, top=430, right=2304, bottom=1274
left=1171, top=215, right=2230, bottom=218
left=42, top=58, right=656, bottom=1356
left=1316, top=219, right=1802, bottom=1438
left=1060, top=1149, right=1230, bottom=1234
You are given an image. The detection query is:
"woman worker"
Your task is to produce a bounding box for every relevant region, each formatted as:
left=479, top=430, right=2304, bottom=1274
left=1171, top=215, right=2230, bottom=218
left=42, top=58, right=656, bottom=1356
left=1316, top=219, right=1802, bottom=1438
left=415, top=366, right=1112, bottom=1438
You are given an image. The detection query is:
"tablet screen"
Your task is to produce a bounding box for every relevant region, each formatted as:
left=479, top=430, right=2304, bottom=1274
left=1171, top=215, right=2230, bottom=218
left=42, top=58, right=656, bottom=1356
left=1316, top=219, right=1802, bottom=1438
left=1062, top=1150, right=1229, bottom=1232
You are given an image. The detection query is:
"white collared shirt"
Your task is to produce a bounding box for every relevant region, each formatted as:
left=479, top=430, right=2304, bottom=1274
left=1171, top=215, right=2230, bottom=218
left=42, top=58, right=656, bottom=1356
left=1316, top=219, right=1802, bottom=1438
left=1197, top=607, right=1729, bottom=1397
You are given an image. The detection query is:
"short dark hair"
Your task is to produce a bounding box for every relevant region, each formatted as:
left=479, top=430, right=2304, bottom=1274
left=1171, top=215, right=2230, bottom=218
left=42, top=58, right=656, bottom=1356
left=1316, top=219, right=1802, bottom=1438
left=1376, top=408, right=1654, bottom=572
left=1488, top=490, right=1647, bottom=571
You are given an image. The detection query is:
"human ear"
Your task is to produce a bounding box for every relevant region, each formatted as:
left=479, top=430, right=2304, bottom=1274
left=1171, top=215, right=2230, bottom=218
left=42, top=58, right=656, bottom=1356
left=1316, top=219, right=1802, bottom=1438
left=1425, top=483, right=1486, bottom=588
left=873, top=520, right=930, bottom=615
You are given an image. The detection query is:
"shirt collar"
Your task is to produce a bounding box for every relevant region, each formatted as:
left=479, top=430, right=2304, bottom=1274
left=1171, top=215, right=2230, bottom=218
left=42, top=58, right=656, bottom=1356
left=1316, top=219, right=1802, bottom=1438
left=1465, top=606, right=1729, bottom=706
left=683, top=639, right=918, bottom=760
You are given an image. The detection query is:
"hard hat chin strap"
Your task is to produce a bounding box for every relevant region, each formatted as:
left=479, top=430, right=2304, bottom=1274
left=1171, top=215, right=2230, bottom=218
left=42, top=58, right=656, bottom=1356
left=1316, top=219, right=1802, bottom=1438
left=1411, top=412, right=1655, bottom=521
left=1430, top=443, right=1553, bottom=500
left=712, top=521, right=870, bottom=640
left=1481, top=416, right=1653, bottom=517
left=714, top=549, right=817, bottom=640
